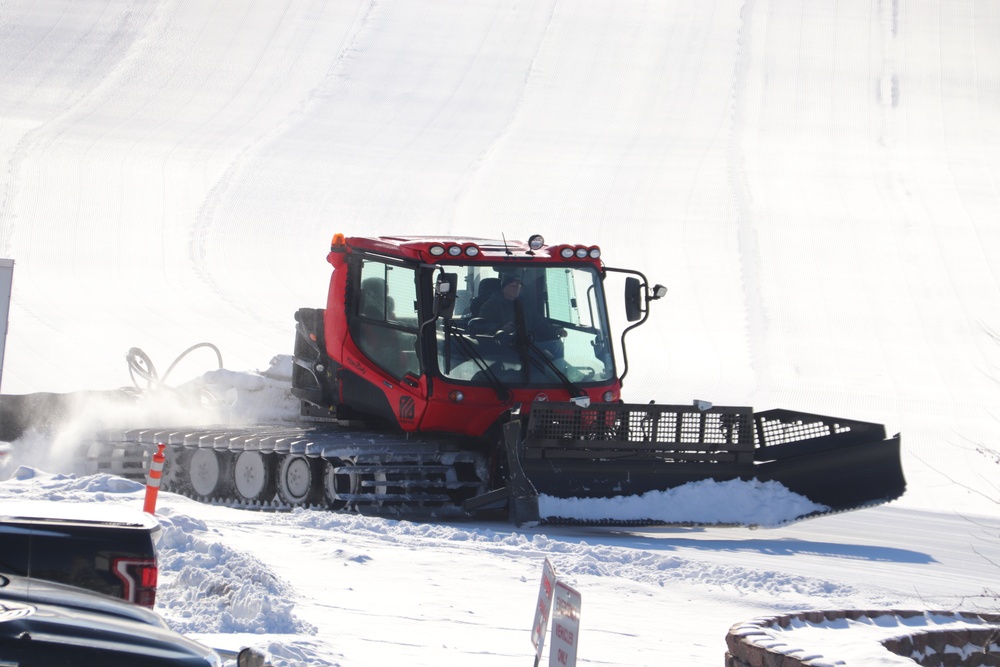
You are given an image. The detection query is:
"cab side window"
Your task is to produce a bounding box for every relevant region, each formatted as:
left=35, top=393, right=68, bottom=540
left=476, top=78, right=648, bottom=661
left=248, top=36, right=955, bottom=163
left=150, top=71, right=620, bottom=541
left=355, top=260, right=420, bottom=379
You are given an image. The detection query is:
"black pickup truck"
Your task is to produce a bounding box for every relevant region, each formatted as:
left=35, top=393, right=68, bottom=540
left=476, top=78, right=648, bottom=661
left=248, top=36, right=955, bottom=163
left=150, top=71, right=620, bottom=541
left=0, top=500, right=161, bottom=608
left=0, top=502, right=268, bottom=666
left=0, top=572, right=222, bottom=666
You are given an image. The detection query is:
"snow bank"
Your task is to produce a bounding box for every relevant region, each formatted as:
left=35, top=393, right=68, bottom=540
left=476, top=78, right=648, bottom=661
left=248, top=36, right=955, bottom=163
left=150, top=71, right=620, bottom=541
left=154, top=507, right=312, bottom=635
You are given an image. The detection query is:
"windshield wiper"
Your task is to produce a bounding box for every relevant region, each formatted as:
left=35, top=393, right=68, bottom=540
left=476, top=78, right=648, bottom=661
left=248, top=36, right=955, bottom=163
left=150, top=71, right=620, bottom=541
left=511, top=302, right=586, bottom=398
left=445, top=324, right=514, bottom=403
left=524, top=339, right=587, bottom=398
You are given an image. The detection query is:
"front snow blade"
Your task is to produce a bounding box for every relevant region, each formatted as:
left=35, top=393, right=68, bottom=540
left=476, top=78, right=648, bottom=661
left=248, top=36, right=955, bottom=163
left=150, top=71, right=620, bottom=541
left=750, top=409, right=904, bottom=514
left=506, top=402, right=905, bottom=527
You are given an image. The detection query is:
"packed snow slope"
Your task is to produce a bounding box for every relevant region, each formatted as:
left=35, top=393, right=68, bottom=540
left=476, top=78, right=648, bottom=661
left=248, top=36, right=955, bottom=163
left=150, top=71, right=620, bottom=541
left=1, top=1, right=1000, bottom=665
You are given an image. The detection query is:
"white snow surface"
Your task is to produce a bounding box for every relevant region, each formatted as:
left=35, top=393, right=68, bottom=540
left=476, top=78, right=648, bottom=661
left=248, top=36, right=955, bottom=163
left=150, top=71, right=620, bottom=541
left=1, top=0, right=1000, bottom=665
left=2, top=463, right=998, bottom=666
left=537, top=478, right=829, bottom=527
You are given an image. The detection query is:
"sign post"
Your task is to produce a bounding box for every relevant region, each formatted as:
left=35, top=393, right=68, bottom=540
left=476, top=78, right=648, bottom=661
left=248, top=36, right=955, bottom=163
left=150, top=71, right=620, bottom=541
left=529, top=558, right=582, bottom=667
left=549, top=580, right=581, bottom=667
left=0, top=259, right=12, bottom=392
left=531, top=558, right=557, bottom=666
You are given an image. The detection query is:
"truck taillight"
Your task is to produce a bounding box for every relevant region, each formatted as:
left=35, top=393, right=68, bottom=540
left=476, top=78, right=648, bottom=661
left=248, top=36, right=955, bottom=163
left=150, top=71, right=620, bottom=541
left=113, top=557, right=158, bottom=609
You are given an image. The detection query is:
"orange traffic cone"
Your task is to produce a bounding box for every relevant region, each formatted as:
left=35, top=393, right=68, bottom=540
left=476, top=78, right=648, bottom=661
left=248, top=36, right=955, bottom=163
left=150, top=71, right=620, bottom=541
left=143, top=444, right=167, bottom=514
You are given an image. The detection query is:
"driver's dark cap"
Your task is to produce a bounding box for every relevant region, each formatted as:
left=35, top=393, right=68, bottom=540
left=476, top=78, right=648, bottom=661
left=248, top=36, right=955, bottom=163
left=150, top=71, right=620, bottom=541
left=501, top=275, right=521, bottom=287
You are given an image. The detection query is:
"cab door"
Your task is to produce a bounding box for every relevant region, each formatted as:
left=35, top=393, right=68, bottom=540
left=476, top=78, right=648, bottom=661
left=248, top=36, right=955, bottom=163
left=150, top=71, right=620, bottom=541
left=349, top=258, right=427, bottom=429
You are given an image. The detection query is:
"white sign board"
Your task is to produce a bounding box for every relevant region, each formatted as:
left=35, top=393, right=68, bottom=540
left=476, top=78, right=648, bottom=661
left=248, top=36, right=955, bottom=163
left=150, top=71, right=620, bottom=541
left=549, top=580, right=581, bottom=667
left=531, top=557, right=557, bottom=661
left=0, top=259, right=12, bottom=392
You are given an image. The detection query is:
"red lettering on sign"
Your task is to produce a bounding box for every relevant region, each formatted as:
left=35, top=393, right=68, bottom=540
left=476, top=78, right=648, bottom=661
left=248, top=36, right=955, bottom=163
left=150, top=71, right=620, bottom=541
left=555, top=623, right=575, bottom=645
left=555, top=596, right=579, bottom=621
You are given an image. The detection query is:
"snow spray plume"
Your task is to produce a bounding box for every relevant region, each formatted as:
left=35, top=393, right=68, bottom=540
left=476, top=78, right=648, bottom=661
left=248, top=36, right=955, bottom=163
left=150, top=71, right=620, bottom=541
left=0, top=388, right=225, bottom=477
left=0, top=355, right=300, bottom=477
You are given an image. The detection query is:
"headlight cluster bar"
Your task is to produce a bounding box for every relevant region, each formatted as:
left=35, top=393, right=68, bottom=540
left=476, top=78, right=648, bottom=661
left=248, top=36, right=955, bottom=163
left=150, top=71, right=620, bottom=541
left=429, top=243, right=481, bottom=258
left=329, top=232, right=602, bottom=263
left=555, top=245, right=601, bottom=260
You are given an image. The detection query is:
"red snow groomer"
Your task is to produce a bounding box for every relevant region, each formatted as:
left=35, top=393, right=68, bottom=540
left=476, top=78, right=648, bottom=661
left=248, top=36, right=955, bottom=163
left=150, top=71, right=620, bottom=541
left=98, top=234, right=905, bottom=526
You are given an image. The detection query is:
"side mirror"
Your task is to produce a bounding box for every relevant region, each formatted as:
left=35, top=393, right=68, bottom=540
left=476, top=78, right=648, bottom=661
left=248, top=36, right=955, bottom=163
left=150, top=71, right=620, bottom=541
left=238, top=647, right=268, bottom=667
left=624, top=277, right=643, bottom=322
left=436, top=273, right=458, bottom=319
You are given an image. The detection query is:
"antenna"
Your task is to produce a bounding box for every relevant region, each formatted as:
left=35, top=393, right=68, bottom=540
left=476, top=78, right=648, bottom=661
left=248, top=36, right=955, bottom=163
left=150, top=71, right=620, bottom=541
left=502, top=233, right=512, bottom=256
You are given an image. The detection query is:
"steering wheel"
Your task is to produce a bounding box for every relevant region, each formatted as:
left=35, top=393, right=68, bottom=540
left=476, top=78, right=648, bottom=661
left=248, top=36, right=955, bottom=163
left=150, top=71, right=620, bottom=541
left=494, top=330, right=516, bottom=347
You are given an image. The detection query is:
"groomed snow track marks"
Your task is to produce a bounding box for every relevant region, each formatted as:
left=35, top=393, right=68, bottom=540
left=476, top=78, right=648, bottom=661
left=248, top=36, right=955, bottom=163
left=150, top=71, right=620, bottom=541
left=188, top=0, right=381, bottom=314
left=0, top=1, right=159, bottom=255
left=726, top=0, right=769, bottom=390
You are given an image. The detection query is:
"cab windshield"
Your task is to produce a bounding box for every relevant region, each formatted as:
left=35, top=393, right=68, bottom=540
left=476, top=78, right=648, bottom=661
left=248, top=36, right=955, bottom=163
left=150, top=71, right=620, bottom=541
left=435, top=264, right=615, bottom=386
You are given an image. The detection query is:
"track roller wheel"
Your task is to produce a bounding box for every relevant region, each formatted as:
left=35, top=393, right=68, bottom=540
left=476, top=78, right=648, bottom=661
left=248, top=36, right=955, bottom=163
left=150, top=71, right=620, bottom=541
left=188, top=449, right=234, bottom=499
left=322, top=458, right=358, bottom=511
left=277, top=454, right=322, bottom=506
left=159, top=447, right=189, bottom=493
left=232, top=451, right=277, bottom=504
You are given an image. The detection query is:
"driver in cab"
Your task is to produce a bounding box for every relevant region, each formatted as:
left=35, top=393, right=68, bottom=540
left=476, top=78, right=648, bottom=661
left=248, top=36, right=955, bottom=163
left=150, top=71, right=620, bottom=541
left=480, top=274, right=567, bottom=358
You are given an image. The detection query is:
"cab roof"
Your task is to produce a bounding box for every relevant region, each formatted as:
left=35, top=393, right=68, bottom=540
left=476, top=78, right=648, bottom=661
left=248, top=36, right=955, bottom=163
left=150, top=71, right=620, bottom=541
left=335, top=234, right=603, bottom=265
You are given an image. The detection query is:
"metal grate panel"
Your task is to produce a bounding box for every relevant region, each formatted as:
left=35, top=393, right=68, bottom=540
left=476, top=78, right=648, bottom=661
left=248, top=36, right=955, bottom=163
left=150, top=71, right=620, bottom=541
left=526, top=404, right=755, bottom=453
left=754, top=412, right=855, bottom=447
